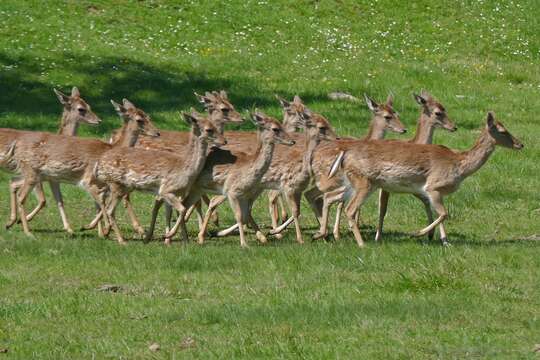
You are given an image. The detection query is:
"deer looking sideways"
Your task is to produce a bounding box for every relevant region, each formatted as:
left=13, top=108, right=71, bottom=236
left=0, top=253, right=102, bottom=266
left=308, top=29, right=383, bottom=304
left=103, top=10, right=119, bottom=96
left=0, top=87, right=101, bottom=233
left=332, top=112, right=523, bottom=247
left=316, top=91, right=458, bottom=241
left=10, top=99, right=160, bottom=236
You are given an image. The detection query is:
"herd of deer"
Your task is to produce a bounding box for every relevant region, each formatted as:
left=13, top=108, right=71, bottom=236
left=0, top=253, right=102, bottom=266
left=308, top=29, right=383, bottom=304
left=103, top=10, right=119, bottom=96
left=0, top=87, right=524, bottom=247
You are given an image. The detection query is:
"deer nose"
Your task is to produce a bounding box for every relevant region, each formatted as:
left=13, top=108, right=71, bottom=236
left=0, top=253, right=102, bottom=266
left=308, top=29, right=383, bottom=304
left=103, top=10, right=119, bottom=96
left=291, top=140, right=296, bottom=145
left=401, top=129, right=407, bottom=133
left=223, top=139, right=228, bottom=145
left=156, top=131, right=161, bottom=137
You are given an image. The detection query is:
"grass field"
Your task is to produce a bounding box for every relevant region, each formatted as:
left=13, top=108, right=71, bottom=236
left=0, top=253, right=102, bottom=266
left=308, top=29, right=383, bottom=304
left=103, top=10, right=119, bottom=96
left=1, top=0, right=539, bottom=358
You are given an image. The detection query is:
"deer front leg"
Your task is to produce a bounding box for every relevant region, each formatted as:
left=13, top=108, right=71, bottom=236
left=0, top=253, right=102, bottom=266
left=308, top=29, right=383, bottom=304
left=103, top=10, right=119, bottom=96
left=268, top=190, right=282, bottom=239
left=202, top=195, right=219, bottom=227
left=313, top=188, right=345, bottom=240
left=197, top=195, right=226, bottom=244
left=374, top=189, right=390, bottom=242
left=104, top=185, right=126, bottom=245
left=332, top=201, right=343, bottom=241
left=26, top=181, right=46, bottom=222
left=414, top=194, right=435, bottom=241
left=123, top=193, right=145, bottom=236
left=304, top=187, right=323, bottom=224
left=163, top=194, right=188, bottom=244
left=284, top=191, right=303, bottom=244
left=414, top=191, right=448, bottom=245
left=15, top=171, right=40, bottom=237
left=144, top=197, right=164, bottom=243
left=48, top=181, right=73, bottom=234
left=227, top=196, right=248, bottom=248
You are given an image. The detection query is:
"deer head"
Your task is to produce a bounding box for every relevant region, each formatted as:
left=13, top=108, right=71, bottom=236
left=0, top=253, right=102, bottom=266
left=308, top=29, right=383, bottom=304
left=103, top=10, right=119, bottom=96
left=251, top=111, right=295, bottom=146
left=301, top=110, right=339, bottom=142
left=486, top=112, right=523, bottom=150
left=111, top=99, right=161, bottom=138
left=182, top=110, right=227, bottom=148
left=364, top=93, right=407, bottom=134
left=195, top=90, right=243, bottom=125
left=414, top=90, right=457, bottom=132
left=277, top=94, right=311, bottom=131
left=54, top=87, right=101, bottom=125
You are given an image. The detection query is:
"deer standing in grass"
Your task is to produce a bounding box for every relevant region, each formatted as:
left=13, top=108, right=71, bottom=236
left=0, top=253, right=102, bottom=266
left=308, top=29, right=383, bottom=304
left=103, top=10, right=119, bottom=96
left=303, top=94, right=406, bottom=240
left=0, top=87, right=101, bottom=233
left=111, top=91, right=243, bottom=236
left=334, top=112, right=523, bottom=247
left=317, top=91, right=458, bottom=241
left=92, top=111, right=225, bottom=244
left=188, top=112, right=295, bottom=247
left=11, top=99, right=160, bottom=236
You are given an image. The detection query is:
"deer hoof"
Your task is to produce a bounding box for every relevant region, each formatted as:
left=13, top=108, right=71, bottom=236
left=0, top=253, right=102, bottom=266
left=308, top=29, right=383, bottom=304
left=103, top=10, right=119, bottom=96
left=312, top=231, right=327, bottom=241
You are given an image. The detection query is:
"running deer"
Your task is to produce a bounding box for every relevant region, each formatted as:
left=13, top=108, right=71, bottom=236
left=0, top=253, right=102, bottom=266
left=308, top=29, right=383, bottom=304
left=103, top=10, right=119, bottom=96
left=303, top=94, right=406, bottom=239
left=93, top=111, right=226, bottom=244
left=1, top=87, right=101, bottom=233
left=112, top=91, right=243, bottom=236
left=375, top=90, right=457, bottom=241
left=190, top=112, right=295, bottom=247
left=335, top=112, right=523, bottom=247
left=319, top=91, right=458, bottom=240
left=11, top=99, right=159, bottom=236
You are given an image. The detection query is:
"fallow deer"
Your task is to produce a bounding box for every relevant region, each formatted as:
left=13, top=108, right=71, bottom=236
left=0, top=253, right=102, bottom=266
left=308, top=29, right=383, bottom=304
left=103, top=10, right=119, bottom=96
left=189, top=112, right=295, bottom=247
left=93, top=111, right=226, bottom=244
left=1, top=87, right=101, bottom=233
left=11, top=99, right=159, bottom=236
left=335, top=112, right=523, bottom=246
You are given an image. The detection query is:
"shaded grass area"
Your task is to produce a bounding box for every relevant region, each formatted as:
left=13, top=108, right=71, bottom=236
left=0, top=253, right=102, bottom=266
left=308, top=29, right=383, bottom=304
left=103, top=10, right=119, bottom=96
left=0, top=0, right=539, bottom=358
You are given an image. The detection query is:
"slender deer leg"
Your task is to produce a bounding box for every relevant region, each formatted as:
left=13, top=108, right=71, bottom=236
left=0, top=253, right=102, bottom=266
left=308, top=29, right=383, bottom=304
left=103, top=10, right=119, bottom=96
left=144, top=198, right=164, bottom=243
left=104, top=185, right=126, bottom=245
left=197, top=195, right=226, bottom=244
left=202, top=195, right=219, bottom=227
left=16, top=170, right=40, bottom=237
left=278, top=193, right=288, bottom=223
left=163, top=194, right=188, bottom=243
left=123, top=193, right=145, bottom=236
left=313, top=188, right=344, bottom=240
left=438, top=222, right=448, bottom=246
left=332, top=201, right=343, bottom=240
left=6, top=177, right=24, bottom=229
left=247, top=212, right=267, bottom=244
left=26, top=181, right=46, bottom=222
left=285, top=191, right=304, bottom=244
left=374, top=189, right=390, bottom=242
left=304, top=187, right=323, bottom=224
left=268, top=190, right=282, bottom=239
left=344, top=179, right=373, bottom=247
left=48, top=181, right=73, bottom=234
left=414, top=194, right=435, bottom=241
left=228, top=196, right=247, bottom=248
left=414, top=191, right=447, bottom=243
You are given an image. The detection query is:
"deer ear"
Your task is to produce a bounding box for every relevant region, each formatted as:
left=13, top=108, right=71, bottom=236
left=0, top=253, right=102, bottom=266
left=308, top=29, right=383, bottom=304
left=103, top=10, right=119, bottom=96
left=276, top=95, right=290, bottom=108
left=182, top=112, right=198, bottom=126
left=71, top=86, right=80, bottom=98
left=219, top=90, right=228, bottom=99
left=293, top=95, right=303, bottom=104
left=486, top=111, right=496, bottom=128
left=54, top=89, right=70, bottom=105
left=111, top=100, right=127, bottom=115
left=250, top=112, right=266, bottom=128
left=195, top=92, right=212, bottom=105
left=122, top=99, right=136, bottom=110
left=386, top=93, right=394, bottom=107
left=364, top=94, right=378, bottom=112
left=413, top=93, right=428, bottom=106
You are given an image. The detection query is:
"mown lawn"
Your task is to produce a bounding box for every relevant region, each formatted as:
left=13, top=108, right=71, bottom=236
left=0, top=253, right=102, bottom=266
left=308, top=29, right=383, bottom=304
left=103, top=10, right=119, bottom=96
left=0, top=0, right=539, bottom=358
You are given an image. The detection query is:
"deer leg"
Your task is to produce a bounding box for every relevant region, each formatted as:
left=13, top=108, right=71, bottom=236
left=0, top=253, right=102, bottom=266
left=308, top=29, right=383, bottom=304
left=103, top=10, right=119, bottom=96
left=414, top=191, right=448, bottom=244
left=332, top=201, right=343, bottom=240
left=227, top=196, right=248, bottom=248
left=144, top=197, right=164, bottom=243
left=313, top=188, right=344, bottom=240
left=201, top=195, right=219, bottom=227
left=47, top=181, right=74, bottom=234
left=104, top=185, right=126, bottom=245
left=6, top=177, right=24, bottom=229
left=16, top=171, right=40, bottom=237
left=304, top=187, right=323, bottom=224
left=26, top=181, right=46, bottom=222
left=197, top=195, right=226, bottom=244
left=285, top=191, right=304, bottom=244
left=268, top=190, right=283, bottom=239
left=247, top=212, right=267, bottom=244
left=123, top=193, right=144, bottom=236
left=374, top=189, right=390, bottom=242
left=344, top=179, right=373, bottom=247
left=163, top=194, right=188, bottom=243
left=413, top=194, right=435, bottom=241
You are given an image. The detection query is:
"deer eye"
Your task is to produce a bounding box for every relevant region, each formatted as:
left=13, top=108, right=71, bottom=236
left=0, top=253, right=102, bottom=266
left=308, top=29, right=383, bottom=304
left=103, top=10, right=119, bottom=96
left=435, top=111, right=444, bottom=117
left=384, top=115, right=393, bottom=120
left=272, top=128, right=280, bottom=133
left=136, top=118, right=145, bottom=124
left=221, top=108, right=230, bottom=114
left=78, top=108, right=86, bottom=114
left=206, top=129, right=214, bottom=134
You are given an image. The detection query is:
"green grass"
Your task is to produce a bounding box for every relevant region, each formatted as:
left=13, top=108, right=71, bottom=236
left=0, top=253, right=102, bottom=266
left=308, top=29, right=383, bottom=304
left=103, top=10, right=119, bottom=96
left=1, top=0, right=539, bottom=358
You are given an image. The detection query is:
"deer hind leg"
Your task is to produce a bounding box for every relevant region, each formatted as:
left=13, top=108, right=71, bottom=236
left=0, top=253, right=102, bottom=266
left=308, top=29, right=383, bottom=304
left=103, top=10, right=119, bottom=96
left=344, top=179, right=373, bottom=247
left=414, top=194, right=435, bottom=241
left=304, top=187, right=323, bottom=224
left=6, top=177, right=24, bottom=229
left=26, top=181, right=46, bottom=222
left=123, top=193, right=144, bottom=236
left=201, top=195, right=219, bottom=227
left=374, top=189, right=390, bottom=242
left=283, top=191, right=303, bottom=244
left=227, top=196, right=248, bottom=248
left=47, top=181, right=74, bottom=234
left=163, top=194, right=188, bottom=243
left=197, top=195, right=226, bottom=244
left=267, top=190, right=283, bottom=239
left=414, top=191, right=448, bottom=245
left=104, top=185, right=127, bottom=245
left=16, top=170, right=40, bottom=237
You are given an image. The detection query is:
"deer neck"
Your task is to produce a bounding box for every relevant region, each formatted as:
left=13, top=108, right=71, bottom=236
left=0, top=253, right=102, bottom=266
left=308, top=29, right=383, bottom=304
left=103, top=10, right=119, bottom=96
left=282, top=112, right=298, bottom=133
left=57, top=110, right=80, bottom=136
left=114, top=124, right=140, bottom=148
left=249, top=135, right=276, bottom=181
left=208, top=110, right=226, bottom=134
left=182, top=132, right=209, bottom=181
left=301, top=130, right=319, bottom=178
left=363, top=117, right=386, bottom=140
left=410, top=114, right=435, bottom=144
left=459, top=128, right=496, bottom=178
